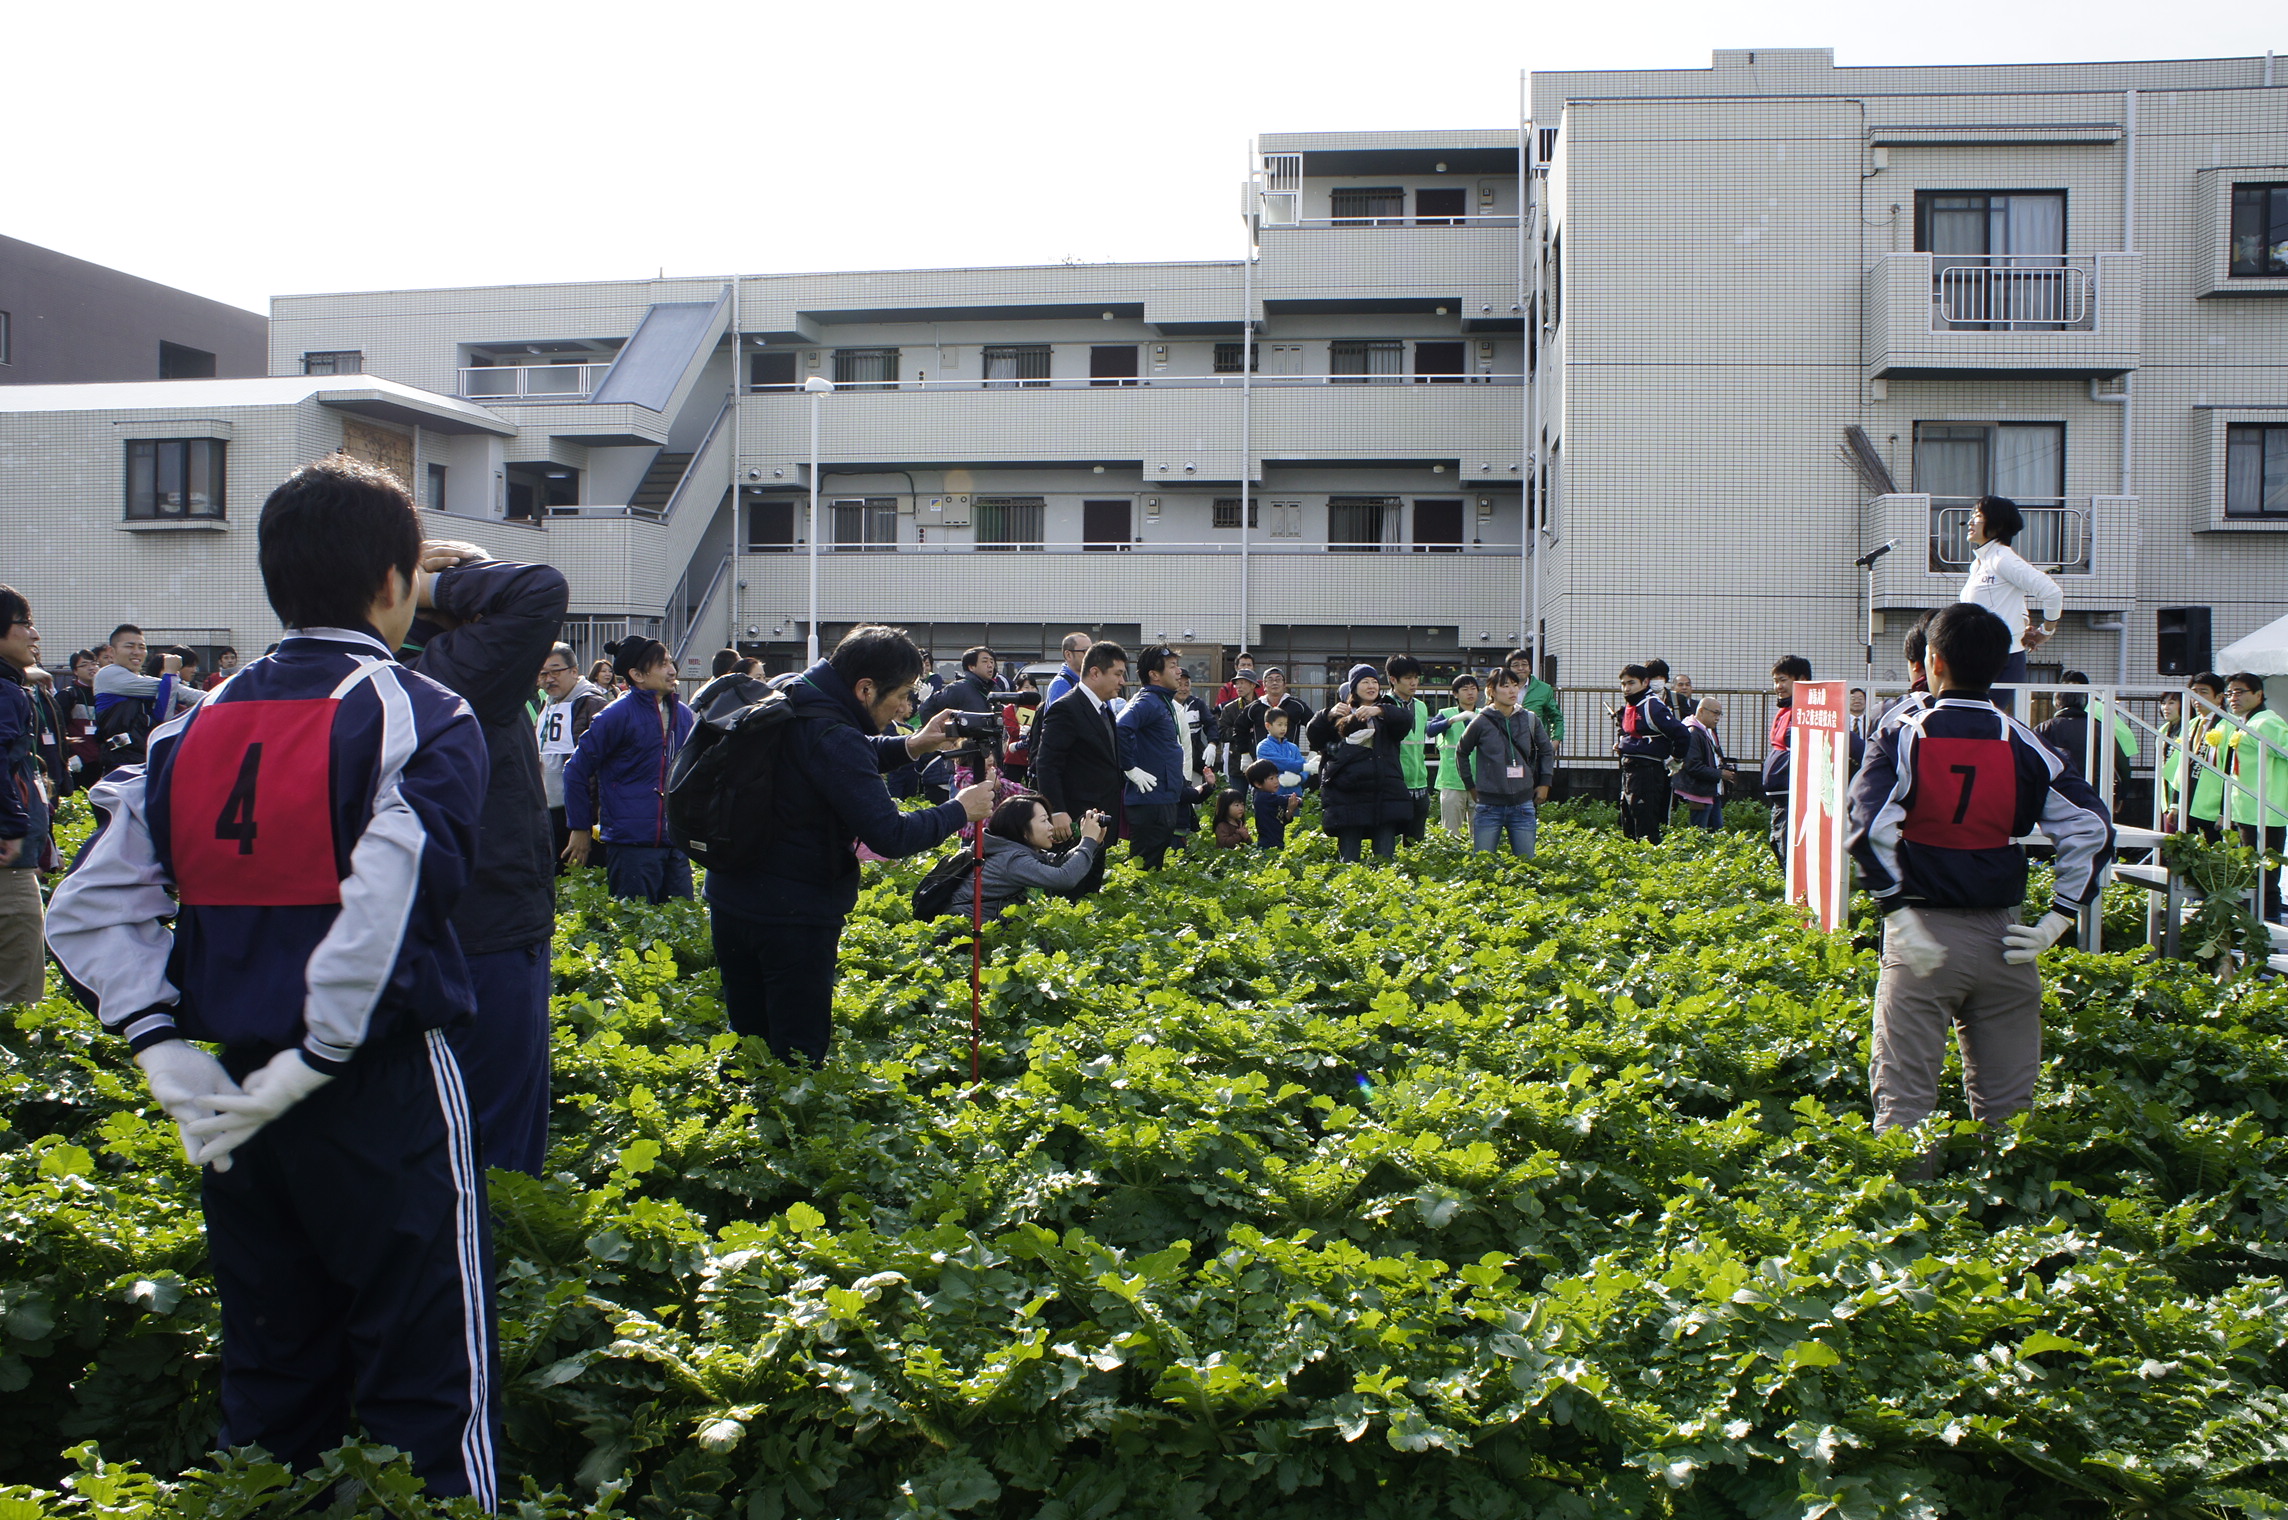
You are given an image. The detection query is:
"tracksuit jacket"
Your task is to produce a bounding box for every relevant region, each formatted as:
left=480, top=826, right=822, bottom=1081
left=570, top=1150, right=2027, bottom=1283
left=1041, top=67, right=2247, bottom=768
left=47, top=627, right=489, bottom=1067
left=1117, top=684, right=1187, bottom=806
left=0, top=664, right=51, bottom=868
left=562, top=687, right=694, bottom=848
left=1614, top=690, right=1689, bottom=766
left=1846, top=695, right=2114, bottom=920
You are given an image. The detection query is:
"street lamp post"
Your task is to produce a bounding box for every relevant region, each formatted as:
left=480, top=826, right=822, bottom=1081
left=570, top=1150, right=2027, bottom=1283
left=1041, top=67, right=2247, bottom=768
left=804, top=374, right=833, bottom=663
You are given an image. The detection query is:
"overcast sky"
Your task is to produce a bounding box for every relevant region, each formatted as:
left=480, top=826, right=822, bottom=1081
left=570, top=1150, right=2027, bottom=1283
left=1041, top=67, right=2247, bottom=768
left=14, top=0, right=2281, bottom=314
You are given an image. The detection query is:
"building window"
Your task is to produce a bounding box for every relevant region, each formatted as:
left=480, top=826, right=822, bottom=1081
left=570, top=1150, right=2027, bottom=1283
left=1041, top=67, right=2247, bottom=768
left=974, top=496, right=1045, bottom=550
left=0, top=310, right=10, bottom=365
left=1913, top=421, right=2076, bottom=568
left=1412, top=499, right=1465, bottom=551
left=303, top=351, right=363, bottom=375
left=832, top=496, right=898, bottom=551
left=158, top=342, right=215, bottom=380
left=1212, top=497, right=1259, bottom=529
left=2230, top=183, right=2288, bottom=277
left=427, top=463, right=448, bottom=512
left=1328, top=495, right=1398, bottom=551
left=2227, top=423, right=2288, bottom=518
left=1329, top=187, right=1404, bottom=226
left=832, top=348, right=898, bottom=390
left=1212, top=341, right=1258, bottom=374
left=125, top=439, right=227, bottom=520
left=748, top=499, right=797, bottom=551
left=1416, top=188, right=1467, bottom=225
left=1330, top=340, right=1404, bottom=384
left=981, top=345, right=1051, bottom=389
left=749, top=351, right=797, bottom=391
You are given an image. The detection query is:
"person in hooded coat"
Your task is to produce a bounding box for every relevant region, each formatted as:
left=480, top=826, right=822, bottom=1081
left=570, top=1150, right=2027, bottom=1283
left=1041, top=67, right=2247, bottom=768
left=1307, top=662, right=1416, bottom=863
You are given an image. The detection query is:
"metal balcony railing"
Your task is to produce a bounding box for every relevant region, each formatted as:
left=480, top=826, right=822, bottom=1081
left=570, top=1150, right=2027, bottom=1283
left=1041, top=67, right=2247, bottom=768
left=457, top=363, right=613, bottom=400
left=1931, top=256, right=2096, bottom=331
left=1929, top=498, right=2090, bottom=574
left=744, top=373, right=1524, bottom=395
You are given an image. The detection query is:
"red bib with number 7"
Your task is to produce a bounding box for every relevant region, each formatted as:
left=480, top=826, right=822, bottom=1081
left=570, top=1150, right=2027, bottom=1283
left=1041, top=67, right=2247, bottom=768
left=1901, top=736, right=2017, bottom=851
left=169, top=699, right=343, bottom=906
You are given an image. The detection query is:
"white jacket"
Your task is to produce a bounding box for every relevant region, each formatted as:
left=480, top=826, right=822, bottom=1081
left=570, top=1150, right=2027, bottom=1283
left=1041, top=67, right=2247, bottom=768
left=1958, top=540, right=2063, bottom=654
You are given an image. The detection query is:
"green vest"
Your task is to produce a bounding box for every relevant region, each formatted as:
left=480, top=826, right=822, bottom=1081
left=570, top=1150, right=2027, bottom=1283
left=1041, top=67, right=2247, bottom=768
left=1434, top=705, right=1479, bottom=790
left=1397, top=696, right=1432, bottom=789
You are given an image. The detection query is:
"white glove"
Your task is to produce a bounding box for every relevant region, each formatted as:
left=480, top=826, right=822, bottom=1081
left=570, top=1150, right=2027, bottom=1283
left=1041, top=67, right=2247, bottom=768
left=1303, top=754, right=1322, bottom=777
left=2001, top=910, right=2075, bottom=965
left=1124, top=768, right=1158, bottom=792
left=1885, top=909, right=1948, bottom=978
left=1202, top=744, right=1220, bottom=768
left=1278, top=772, right=1303, bottom=788
left=135, top=1040, right=247, bottom=1171
left=185, top=1048, right=334, bottom=1168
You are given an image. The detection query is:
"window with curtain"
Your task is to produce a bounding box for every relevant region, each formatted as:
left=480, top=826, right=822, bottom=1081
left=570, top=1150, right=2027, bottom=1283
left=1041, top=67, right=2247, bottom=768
left=1914, top=422, right=2073, bottom=568
left=1329, top=187, right=1404, bottom=225
left=302, top=351, right=363, bottom=375
left=832, top=497, right=898, bottom=551
left=832, top=348, right=898, bottom=390
left=1328, top=496, right=1398, bottom=551
left=2231, top=183, right=2288, bottom=277
left=1915, top=191, right=2071, bottom=327
left=1330, top=340, right=1404, bottom=385
left=974, top=496, right=1045, bottom=550
left=124, top=439, right=227, bottom=520
left=2227, top=424, right=2288, bottom=518
left=982, top=345, right=1051, bottom=389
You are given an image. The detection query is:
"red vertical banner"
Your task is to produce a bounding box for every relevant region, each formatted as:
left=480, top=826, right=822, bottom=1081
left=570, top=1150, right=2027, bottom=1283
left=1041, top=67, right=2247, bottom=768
left=1784, top=680, right=1851, bottom=932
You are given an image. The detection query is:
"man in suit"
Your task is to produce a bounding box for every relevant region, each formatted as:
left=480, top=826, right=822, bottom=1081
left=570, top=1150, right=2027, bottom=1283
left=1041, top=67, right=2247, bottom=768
left=1028, top=640, right=1128, bottom=896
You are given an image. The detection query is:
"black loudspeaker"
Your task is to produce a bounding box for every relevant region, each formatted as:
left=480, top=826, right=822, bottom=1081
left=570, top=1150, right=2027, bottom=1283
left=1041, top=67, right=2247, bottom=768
left=2157, top=606, right=2211, bottom=677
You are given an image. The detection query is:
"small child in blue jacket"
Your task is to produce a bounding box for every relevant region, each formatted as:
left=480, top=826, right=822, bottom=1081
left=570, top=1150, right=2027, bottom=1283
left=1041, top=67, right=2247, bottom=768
left=562, top=636, right=695, bottom=903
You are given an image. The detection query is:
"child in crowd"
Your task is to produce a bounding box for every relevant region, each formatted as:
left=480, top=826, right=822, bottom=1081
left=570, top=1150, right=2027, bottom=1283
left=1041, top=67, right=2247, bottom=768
left=1244, top=759, right=1288, bottom=849
left=1255, top=708, right=1309, bottom=804
left=1212, top=790, right=1251, bottom=848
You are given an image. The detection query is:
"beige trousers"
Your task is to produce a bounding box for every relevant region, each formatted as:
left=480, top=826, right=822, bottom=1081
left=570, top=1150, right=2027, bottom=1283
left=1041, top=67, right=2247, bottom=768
left=1439, top=789, right=1471, bottom=836
left=1870, top=906, right=2043, bottom=1132
left=0, top=867, right=45, bottom=1006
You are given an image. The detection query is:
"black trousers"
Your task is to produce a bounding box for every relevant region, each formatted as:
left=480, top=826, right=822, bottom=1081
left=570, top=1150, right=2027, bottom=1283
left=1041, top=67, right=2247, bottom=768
left=1619, top=764, right=1670, bottom=843
left=606, top=844, right=691, bottom=904
left=1128, top=803, right=1182, bottom=869
left=2244, top=823, right=2286, bottom=924
left=204, top=1030, right=500, bottom=1505
left=549, top=805, right=607, bottom=876
left=1335, top=825, right=1397, bottom=863
left=711, top=903, right=844, bottom=1067
left=448, top=942, right=552, bottom=1176
left=1400, top=789, right=1431, bottom=842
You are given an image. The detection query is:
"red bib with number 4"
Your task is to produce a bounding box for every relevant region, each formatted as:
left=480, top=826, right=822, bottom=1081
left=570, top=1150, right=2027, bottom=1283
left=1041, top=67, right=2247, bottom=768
left=169, top=699, right=342, bottom=906
left=1902, top=736, right=2017, bottom=851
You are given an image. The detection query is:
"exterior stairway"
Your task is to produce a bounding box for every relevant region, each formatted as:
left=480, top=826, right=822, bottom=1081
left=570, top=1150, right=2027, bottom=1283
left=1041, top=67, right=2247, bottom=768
left=629, top=451, right=691, bottom=518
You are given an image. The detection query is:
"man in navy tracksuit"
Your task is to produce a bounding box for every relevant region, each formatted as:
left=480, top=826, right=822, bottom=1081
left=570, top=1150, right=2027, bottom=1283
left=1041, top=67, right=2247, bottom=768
left=1847, top=603, right=2114, bottom=1154
left=561, top=636, right=694, bottom=904
left=46, top=456, right=499, bottom=1504
left=405, top=546, right=569, bottom=1176
left=1612, top=662, right=1689, bottom=843
left=1116, top=645, right=1191, bottom=869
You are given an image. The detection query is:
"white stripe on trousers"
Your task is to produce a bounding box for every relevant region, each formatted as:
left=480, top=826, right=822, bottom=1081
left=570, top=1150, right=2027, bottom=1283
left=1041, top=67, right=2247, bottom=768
left=425, top=1029, right=498, bottom=1510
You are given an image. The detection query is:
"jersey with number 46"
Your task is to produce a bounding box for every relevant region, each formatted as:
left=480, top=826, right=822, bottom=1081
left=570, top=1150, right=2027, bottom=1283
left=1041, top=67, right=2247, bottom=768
left=48, top=627, right=489, bottom=1071
left=1846, top=695, right=2114, bottom=918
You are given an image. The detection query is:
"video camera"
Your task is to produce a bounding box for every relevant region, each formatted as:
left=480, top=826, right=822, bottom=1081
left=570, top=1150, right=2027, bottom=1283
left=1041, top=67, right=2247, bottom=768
left=940, top=707, right=1005, bottom=767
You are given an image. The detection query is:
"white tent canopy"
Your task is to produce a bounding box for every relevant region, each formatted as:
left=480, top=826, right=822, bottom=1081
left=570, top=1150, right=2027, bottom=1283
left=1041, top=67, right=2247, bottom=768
left=2216, top=613, right=2288, bottom=678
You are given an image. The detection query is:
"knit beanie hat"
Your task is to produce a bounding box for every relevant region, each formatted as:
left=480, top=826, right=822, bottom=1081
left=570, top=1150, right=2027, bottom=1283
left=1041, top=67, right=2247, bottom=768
left=605, top=636, right=667, bottom=680
left=1346, top=662, right=1381, bottom=699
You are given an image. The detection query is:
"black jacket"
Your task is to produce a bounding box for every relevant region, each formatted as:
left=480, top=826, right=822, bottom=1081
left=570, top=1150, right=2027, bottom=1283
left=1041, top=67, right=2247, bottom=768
left=706, top=660, right=967, bottom=925
left=410, top=558, right=569, bottom=957
left=920, top=671, right=996, bottom=724
left=1030, top=687, right=1124, bottom=822
left=1308, top=697, right=1416, bottom=830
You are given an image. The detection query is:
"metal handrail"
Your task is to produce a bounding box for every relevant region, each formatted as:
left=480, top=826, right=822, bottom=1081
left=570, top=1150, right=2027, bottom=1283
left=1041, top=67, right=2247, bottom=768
left=669, top=553, right=734, bottom=665
left=1280, top=215, right=1522, bottom=229
left=1932, top=255, right=2093, bottom=329
left=745, top=372, right=1525, bottom=394
left=1929, top=499, right=2089, bottom=572
left=636, top=394, right=734, bottom=523
left=744, top=540, right=1523, bottom=556
left=456, top=363, right=612, bottom=400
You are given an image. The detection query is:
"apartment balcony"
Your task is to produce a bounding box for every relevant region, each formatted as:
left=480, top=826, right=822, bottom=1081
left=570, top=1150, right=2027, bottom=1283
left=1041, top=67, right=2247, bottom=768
left=1863, top=254, right=2141, bottom=379
left=458, top=364, right=612, bottom=400
left=1256, top=220, right=1520, bottom=327
left=735, top=542, right=1522, bottom=641
left=1861, top=492, right=2139, bottom=609
left=738, top=374, right=1523, bottom=477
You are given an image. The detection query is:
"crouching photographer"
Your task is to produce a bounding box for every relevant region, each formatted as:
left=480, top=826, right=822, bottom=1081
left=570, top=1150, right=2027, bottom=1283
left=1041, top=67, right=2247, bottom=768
left=703, top=625, right=995, bottom=1067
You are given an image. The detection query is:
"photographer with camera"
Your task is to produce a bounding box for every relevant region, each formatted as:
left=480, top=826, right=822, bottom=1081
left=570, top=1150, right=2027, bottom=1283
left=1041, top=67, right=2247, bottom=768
left=704, top=625, right=995, bottom=1068
left=977, top=795, right=1106, bottom=922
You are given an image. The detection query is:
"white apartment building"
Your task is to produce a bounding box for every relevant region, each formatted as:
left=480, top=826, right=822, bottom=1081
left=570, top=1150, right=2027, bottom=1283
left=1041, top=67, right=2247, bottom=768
left=3, top=48, right=2282, bottom=700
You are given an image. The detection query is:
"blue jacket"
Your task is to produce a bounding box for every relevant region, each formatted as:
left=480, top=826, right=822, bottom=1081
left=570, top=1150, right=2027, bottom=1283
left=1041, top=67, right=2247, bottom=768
left=1848, top=695, right=2114, bottom=916
left=562, top=687, right=693, bottom=848
left=1613, top=690, right=1690, bottom=764
left=1043, top=665, right=1082, bottom=707
left=47, top=628, right=488, bottom=1069
left=1117, top=684, right=1186, bottom=805
left=1256, top=734, right=1308, bottom=797
left=705, top=659, right=968, bottom=923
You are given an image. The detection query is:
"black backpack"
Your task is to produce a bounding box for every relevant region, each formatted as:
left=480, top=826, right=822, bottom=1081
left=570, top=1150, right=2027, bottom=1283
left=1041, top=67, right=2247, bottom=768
left=665, top=674, right=802, bottom=871
left=911, top=847, right=982, bottom=922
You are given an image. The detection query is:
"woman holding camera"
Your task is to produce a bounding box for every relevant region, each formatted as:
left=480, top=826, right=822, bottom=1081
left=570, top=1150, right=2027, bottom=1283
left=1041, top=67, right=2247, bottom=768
left=978, top=795, right=1105, bottom=921
left=1309, top=663, right=1416, bottom=863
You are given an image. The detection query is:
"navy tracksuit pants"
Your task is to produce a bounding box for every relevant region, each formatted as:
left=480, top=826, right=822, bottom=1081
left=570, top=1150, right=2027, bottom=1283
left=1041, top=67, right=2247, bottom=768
left=204, top=1030, right=502, bottom=1506
left=449, top=942, right=553, bottom=1176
